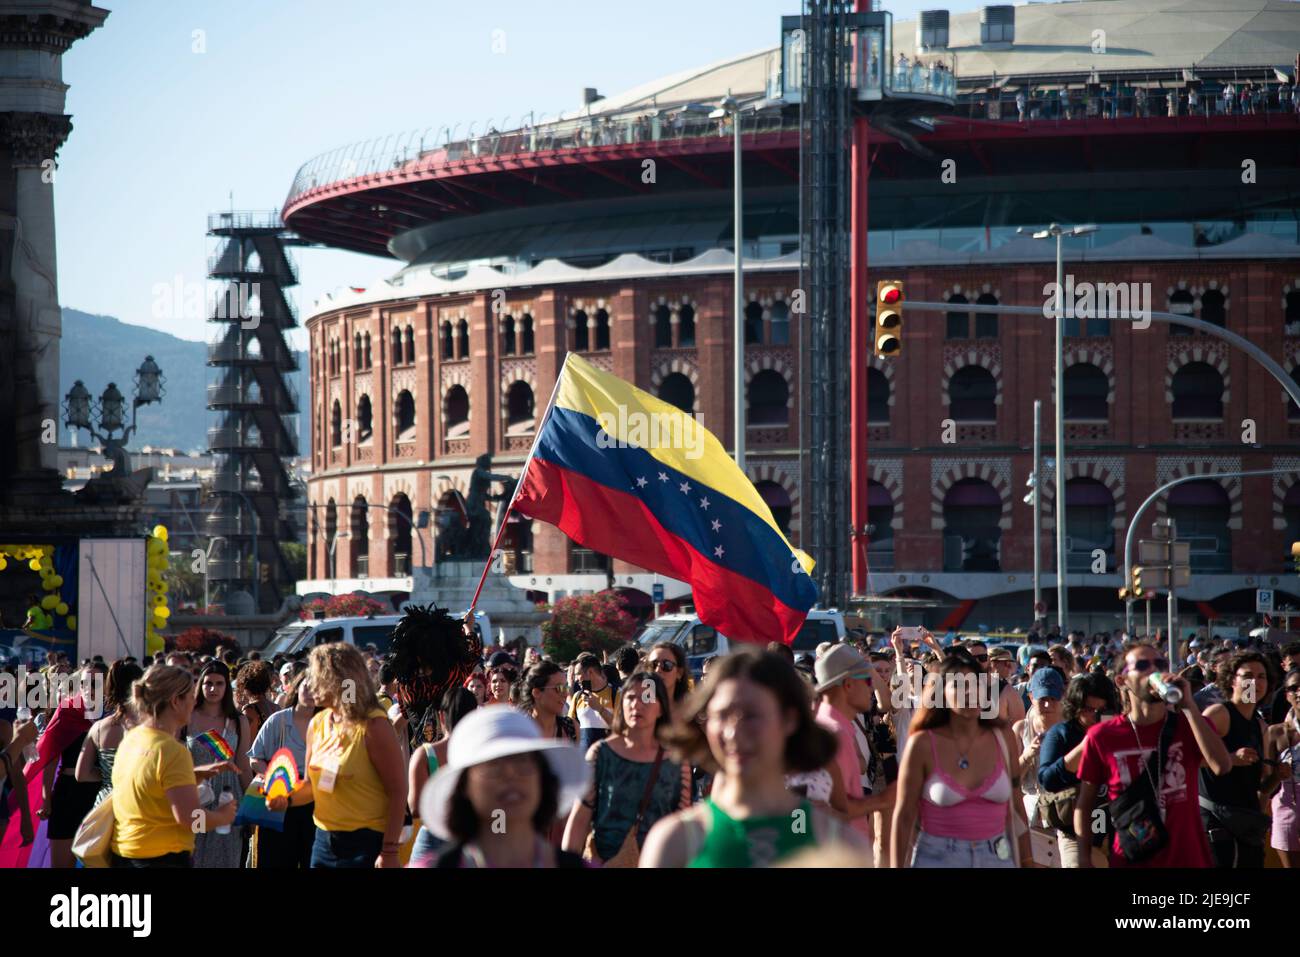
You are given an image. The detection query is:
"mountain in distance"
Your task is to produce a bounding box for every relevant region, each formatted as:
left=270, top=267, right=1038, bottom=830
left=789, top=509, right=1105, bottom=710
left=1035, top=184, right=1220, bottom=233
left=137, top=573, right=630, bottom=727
left=59, top=308, right=309, bottom=454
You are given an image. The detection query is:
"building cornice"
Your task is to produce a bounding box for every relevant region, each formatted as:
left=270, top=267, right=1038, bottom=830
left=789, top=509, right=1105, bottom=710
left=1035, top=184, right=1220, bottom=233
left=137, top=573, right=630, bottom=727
left=0, top=4, right=110, bottom=53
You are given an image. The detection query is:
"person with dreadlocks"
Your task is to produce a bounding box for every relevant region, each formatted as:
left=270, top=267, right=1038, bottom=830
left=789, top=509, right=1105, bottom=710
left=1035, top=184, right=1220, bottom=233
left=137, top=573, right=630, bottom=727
left=386, top=605, right=483, bottom=751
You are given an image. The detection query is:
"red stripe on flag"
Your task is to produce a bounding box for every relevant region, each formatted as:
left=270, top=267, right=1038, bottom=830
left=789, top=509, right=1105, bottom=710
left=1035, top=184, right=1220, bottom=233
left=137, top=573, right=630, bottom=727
left=516, top=457, right=809, bottom=644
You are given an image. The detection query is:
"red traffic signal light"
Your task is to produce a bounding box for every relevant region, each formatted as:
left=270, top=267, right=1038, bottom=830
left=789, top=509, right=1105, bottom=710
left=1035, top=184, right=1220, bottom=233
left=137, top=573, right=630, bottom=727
left=875, top=280, right=904, bottom=357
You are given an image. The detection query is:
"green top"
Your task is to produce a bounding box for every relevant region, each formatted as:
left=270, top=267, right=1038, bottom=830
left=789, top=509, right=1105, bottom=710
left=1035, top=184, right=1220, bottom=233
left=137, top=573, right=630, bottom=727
left=425, top=744, right=439, bottom=776
left=687, top=797, right=820, bottom=868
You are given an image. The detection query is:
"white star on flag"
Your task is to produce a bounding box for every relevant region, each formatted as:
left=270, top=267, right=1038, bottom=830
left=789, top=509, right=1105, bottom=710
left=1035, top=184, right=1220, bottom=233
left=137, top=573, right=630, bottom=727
left=714, top=545, right=725, bottom=558
left=635, top=476, right=648, bottom=488
left=711, top=519, right=721, bottom=532
left=658, top=472, right=669, bottom=482
left=698, top=497, right=710, bottom=510
left=679, top=481, right=691, bottom=494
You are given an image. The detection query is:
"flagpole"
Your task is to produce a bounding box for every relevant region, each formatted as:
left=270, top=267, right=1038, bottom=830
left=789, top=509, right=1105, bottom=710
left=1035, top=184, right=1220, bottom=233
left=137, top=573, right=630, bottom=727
left=467, top=353, right=573, bottom=613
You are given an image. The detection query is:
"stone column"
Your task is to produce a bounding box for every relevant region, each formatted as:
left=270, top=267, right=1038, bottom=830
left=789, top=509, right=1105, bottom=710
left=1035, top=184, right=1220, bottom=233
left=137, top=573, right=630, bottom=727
left=0, top=3, right=110, bottom=504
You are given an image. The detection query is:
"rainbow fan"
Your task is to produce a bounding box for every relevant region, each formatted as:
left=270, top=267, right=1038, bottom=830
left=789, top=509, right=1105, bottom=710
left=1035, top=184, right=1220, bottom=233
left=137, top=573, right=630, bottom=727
left=262, top=747, right=302, bottom=801
left=195, top=729, right=234, bottom=760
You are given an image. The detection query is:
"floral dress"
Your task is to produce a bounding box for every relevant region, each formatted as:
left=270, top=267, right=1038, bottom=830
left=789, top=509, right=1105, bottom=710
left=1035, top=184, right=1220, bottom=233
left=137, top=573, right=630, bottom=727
left=187, top=717, right=243, bottom=869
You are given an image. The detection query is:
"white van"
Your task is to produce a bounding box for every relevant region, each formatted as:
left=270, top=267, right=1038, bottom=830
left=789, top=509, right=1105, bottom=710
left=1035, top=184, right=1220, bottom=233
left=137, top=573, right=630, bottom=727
left=263, top=609, right=492, bottom=657
left=636, top=609, right=846, bottom=677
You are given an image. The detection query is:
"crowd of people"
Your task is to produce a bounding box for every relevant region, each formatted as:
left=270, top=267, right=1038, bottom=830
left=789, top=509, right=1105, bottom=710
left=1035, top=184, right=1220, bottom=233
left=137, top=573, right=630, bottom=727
left=1, top=619, right=1297, bottom=870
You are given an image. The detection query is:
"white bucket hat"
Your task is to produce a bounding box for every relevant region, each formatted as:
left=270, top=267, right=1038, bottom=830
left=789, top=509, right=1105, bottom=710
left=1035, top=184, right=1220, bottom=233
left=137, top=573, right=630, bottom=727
left=418, top=704, right=591, bottom=841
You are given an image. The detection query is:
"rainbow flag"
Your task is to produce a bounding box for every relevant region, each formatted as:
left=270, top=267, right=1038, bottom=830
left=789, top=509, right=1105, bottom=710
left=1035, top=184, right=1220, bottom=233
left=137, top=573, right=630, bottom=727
left=513, top=354, right=817, bottom=643
left=195, top=729, right=234, bottom=761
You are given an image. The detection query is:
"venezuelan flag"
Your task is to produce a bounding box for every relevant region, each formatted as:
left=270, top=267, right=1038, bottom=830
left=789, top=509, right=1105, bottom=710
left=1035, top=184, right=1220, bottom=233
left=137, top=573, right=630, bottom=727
left=513, top=354, right=817, bottom=644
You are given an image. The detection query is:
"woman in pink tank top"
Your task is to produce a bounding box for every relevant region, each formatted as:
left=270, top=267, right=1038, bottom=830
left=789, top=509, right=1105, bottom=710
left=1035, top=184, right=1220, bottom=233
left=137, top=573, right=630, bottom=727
left=890, top=655, right=1033, bottom=868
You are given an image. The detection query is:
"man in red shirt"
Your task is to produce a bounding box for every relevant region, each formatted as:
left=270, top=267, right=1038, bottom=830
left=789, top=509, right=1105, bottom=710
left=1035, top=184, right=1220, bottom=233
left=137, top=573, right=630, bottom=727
left=1074, top=643, right=1232, bottom=867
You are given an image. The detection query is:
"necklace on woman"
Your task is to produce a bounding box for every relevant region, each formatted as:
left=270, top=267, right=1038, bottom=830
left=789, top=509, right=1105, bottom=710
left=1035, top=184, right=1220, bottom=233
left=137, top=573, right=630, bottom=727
left=952, top=730, right=978, bottom=770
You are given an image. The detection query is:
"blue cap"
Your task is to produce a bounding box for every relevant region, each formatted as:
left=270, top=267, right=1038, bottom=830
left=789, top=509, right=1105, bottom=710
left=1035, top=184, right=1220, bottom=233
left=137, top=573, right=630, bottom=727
left=1029, top=667, right=1065, bottom=701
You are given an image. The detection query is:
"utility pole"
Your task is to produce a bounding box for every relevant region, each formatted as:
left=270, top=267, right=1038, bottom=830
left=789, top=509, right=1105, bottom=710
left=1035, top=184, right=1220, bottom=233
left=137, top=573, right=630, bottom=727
left=1030, top=400, right=1042, bottom=622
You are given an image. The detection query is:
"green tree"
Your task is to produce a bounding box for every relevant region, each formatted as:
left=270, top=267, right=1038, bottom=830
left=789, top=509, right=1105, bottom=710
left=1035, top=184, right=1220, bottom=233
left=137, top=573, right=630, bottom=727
left=541, top=591, right=637, bottom=662
left=281, top=542, right=307, bottom=583
left=165, top=550, right=204, bottom=606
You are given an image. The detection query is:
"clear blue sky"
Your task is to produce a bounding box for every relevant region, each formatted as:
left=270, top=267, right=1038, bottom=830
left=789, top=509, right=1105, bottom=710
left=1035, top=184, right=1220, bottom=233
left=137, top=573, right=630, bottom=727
left=57, top=0, right=982, bottom=346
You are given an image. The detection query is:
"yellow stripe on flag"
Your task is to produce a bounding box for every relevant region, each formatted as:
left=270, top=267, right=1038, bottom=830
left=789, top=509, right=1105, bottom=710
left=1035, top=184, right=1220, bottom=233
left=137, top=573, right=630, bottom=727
left=554, top=354, right=814, bottom=574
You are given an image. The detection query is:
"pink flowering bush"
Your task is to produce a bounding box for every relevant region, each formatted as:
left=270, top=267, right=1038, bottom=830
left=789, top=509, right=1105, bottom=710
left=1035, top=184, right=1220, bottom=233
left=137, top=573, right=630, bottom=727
left=542, top=591, right=637, bottom=661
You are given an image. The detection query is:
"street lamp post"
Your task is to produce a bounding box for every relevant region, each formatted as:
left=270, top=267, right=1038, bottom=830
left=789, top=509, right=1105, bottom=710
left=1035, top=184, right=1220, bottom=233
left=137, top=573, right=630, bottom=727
left=63, top=355, right=167, bottom=476
left=711, top=94, right=744, bottom=470
left=1018, top=223, right=1096, bottom=632
left=225, top=489, right=260, bottom=611
left=203, top=536, right=226, bottom=612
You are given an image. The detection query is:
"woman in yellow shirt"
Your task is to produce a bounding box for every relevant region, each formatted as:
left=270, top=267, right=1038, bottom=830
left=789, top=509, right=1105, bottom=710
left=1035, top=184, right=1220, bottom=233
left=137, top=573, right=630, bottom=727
left=111, top=666, right=238, bottom=867
left=269, top=643, right=406, bottom=868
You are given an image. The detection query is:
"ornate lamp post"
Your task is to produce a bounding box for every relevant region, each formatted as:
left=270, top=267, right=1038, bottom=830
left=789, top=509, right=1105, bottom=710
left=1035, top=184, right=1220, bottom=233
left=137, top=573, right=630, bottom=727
left=63, top=356, right=166, bottom=475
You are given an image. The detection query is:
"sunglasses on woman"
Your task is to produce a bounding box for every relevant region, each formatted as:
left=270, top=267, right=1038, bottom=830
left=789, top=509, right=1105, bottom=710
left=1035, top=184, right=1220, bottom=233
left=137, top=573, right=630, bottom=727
left=1286, top=684, right=1300, bottom=695
left=1128, top=657, right=1169, bottom=673
left=650, top=660, right=677, bottom=673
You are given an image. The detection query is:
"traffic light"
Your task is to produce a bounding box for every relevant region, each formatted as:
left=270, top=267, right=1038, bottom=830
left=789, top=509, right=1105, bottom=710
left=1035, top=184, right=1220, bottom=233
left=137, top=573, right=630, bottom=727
left=875, top=280, right=903, bottom=357
left=1131, top=566, right=1143, bottom=595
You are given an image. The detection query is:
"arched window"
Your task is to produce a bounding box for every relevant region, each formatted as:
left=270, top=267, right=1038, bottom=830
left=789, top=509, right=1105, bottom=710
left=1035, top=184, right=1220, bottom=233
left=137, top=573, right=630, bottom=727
left=974, top=293, right=999, bottom=338
left=394, top=390, right=416, bottom=439
left=356, top=394, right=373, bottom=442
left=444, top=385, right=469, bottom=437
left=389, top=493, right=413, bottom=575
left=867, top=480, right=895, bottom=568
left=1171, top=362, right=1223, bottom=419
left=1285, top=290, right=1300, bottom=336
left=330, top=400, right=342, bottom=446
left=769, top=300, right=790, bottom=345
left=520, top=314, right=535, bottom=354
left=946, top=293, right=971, bottom=339
left=594, top=308, right=610, bottom=351
left=457, top=319, right=469, bottom=358
left=441, top=322, right=454, bottom=360
left=1065, top=478, right=1115, bottom=571
left=678, top=304, right=696, bottom=347
left=502, top=316, right=516, bottom=356
left=350, top=497, right=369, bottom=577
left=324, top=499, right=338, bottom=576
left=657, top=373, right=694, bottom=414
left=867, top=367, right=889, bottom=424
left=506, top=381, right=535, bottom=431
left=391, top=329, right=403, bottom=365
left=744, top=301, right=764, bottom=345
left=949, top=366, right=997, bottom=421
left=1064, top=363, right=1109, bottom=420
left=748, top=370, right=789, bottom=426
left=755, top=480, right=792, bottom=536
left=1168, top=480, right=1231, bottom=572
left=573, top=309, right=589, bottom=352
left=404, top=325, right=416, bottom=364
left=354, top=332, right=362, bottom=367
left=1168, top=289, right=1195, bottom=335
left=1200, top=289, right=1226, bottom=328
left=943, top=478, right=1002, bottom=571
left=654, top=304, right=673, bottom=348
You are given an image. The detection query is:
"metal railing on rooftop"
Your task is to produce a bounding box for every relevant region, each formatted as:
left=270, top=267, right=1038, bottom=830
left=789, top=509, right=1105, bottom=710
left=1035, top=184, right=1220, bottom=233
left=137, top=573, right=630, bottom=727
left=284, top=108, right=800, bottom=209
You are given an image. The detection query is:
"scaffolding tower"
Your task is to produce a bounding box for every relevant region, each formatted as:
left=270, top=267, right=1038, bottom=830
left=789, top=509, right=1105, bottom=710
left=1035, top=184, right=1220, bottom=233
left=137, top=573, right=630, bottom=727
left=800, top=0, right=854, bottom=608
left=205, top=211, right=300, bottom=614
